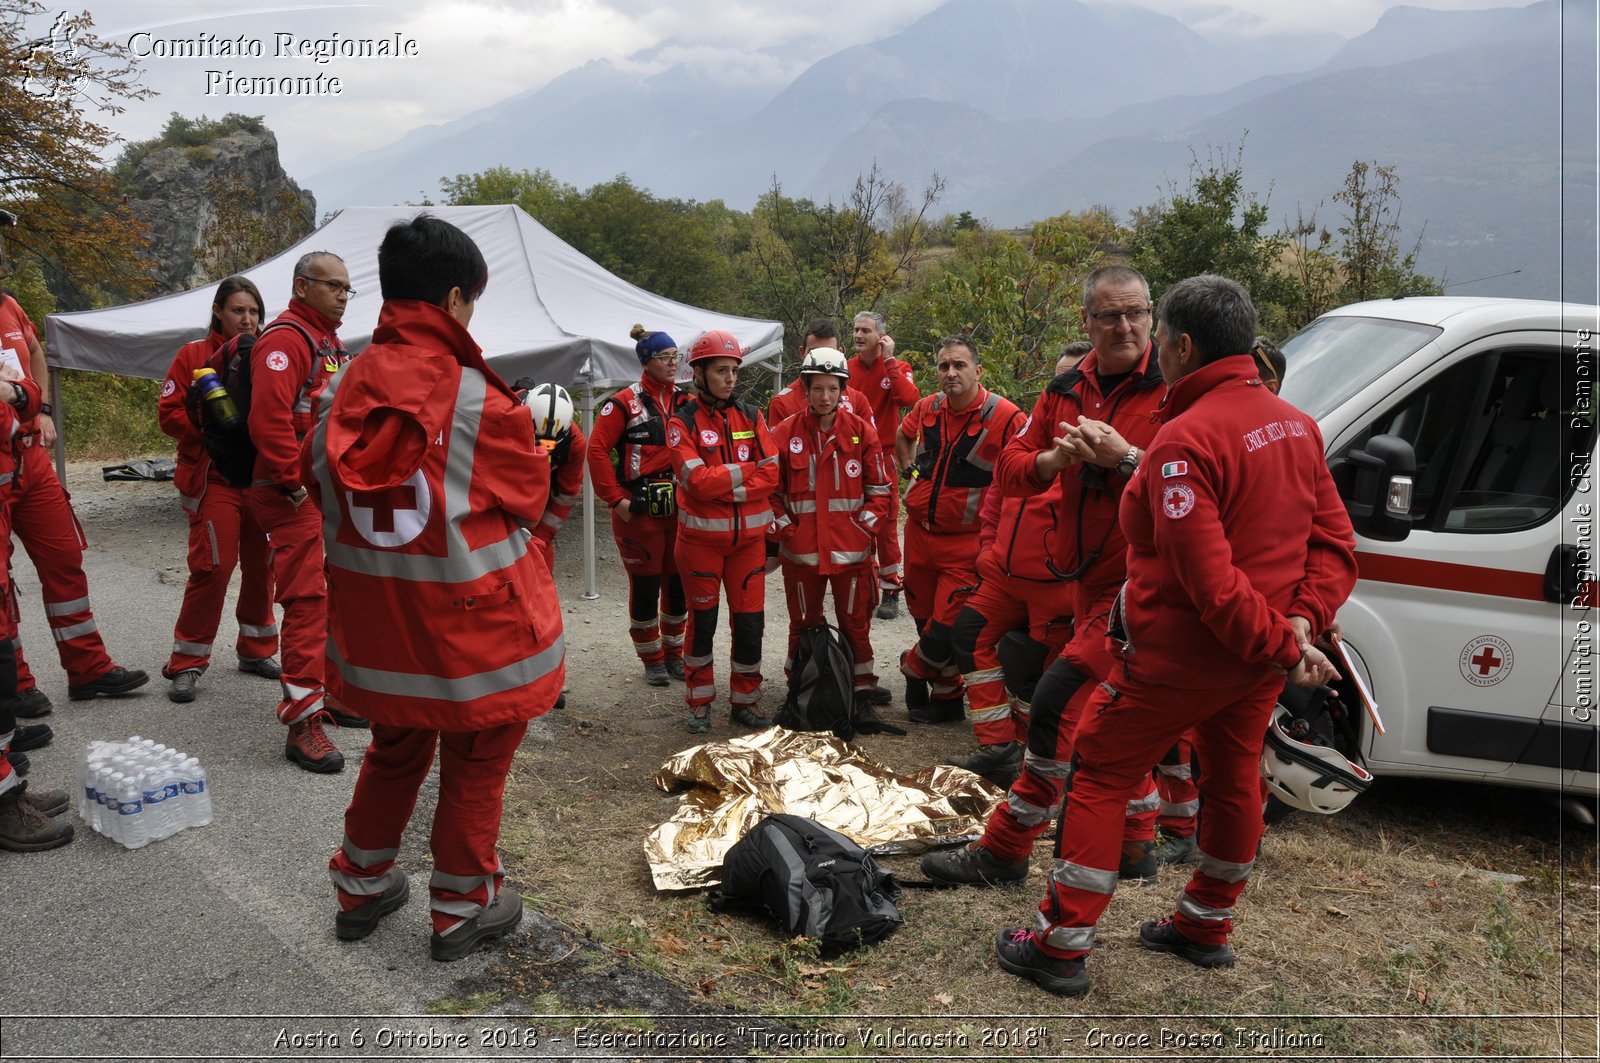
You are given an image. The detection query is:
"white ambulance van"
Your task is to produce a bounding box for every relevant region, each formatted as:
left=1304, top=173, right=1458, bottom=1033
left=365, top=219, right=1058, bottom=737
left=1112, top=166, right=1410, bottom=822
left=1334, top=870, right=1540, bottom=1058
left=1278, top=297, right=1597, bottom=806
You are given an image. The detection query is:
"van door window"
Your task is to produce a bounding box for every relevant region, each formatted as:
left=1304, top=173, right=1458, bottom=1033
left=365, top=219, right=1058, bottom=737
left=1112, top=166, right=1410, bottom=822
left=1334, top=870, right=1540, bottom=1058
left=1337, top=349, right=1591, bottom=533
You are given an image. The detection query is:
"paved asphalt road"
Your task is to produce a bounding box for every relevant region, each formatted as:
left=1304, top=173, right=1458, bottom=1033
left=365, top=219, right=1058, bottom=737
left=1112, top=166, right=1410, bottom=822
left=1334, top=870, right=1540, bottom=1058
left=0, top=538, right=728, bottom=1061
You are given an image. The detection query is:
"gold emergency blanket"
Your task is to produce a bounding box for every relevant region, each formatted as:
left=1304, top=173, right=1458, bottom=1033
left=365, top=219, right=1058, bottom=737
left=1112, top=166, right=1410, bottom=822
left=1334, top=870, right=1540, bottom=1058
left=647, top=726, right=1001, bottom=891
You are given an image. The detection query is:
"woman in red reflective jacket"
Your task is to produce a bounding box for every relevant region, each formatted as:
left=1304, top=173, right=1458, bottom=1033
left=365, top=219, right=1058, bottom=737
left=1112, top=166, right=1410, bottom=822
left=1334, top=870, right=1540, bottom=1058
left=667, top=330, right=778, bottom=734
left=154, top=276, right=279, bottom=703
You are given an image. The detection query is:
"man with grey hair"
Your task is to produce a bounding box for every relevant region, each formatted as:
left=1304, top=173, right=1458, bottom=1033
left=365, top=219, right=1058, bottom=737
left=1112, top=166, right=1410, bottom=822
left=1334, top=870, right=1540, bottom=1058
left=245, top=250, right=359, bottom=772
left=847, top=310, right=921, bottom=620
left=993, top=274, right=1356, bottom=997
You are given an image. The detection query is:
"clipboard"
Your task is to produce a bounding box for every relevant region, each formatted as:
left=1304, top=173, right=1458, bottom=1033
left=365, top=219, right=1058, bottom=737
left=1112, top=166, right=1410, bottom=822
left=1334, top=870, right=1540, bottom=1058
left=1331, top=634, right=1384, bottom=736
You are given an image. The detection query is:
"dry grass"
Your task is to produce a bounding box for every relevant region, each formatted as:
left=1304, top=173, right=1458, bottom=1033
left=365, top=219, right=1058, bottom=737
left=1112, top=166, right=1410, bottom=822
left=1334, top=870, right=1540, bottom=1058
left=497, top=684, right=1598, bottom=1059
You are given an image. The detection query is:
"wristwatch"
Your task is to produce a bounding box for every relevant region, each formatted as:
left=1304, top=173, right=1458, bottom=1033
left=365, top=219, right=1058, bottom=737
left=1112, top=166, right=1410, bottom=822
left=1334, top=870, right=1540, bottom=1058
left=1115, top=446, right=1141, bottom=477
left=38, top=402, right=52, bottom=416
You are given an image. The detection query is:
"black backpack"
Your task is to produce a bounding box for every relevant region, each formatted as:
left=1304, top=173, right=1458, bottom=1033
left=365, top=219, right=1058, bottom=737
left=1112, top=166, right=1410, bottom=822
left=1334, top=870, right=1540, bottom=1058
left=187, top=320, right=316, bottom=488
left=777, top=622, right=858, bottom=740
left=711, top=814, right=903, bottom=957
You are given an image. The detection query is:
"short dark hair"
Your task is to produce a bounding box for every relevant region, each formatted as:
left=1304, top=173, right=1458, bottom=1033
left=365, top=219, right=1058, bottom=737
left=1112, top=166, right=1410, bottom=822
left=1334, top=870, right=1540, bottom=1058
left=1157, top=274, right=1256, bottom=365
left=1082, top=264, right=1149, bottom=309
left=209, top=275, right=264, bottom=334
left=802, top=318, right=838, bottom=344
left=935, top=334, right=979, bottom=366
left=377, top=214, right=488, bottom=306
left=1062, top=340, right=1093, bottom=359
left=1252, top=335, right=1286, bottom=387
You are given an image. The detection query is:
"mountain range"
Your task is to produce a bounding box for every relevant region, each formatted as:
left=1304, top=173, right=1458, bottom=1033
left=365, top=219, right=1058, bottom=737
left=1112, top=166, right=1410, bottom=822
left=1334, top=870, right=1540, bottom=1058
left=303, top=0, right=1597, bottom=301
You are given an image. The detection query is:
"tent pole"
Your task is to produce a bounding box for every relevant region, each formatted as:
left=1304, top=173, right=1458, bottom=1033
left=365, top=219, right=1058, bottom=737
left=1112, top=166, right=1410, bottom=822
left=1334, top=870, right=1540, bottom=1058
left=580, top=383, right=599, bottom=601
left=50, top=370, right=65, bottom=483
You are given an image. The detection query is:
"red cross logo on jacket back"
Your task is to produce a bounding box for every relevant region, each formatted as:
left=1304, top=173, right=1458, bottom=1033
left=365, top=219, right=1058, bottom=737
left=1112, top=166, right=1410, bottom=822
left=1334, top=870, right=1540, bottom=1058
left=346, top=469, right=431, bottom=548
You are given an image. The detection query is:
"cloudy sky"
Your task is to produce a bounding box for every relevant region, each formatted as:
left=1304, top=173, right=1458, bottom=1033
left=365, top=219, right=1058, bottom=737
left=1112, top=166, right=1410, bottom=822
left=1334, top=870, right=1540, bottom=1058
left=66, top=0, right=1538, bottom=177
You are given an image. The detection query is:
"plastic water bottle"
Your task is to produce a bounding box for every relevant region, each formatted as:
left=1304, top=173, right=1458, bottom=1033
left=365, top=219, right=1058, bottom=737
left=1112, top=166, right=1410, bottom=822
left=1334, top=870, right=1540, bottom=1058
left=114, top=773, right=147, bottom=849
left=191, top=367, right=242, bottom=431
left=180, top=757, right=212, bottom=828
left=102, top=771, right=126, bottom=843
left=82, top=758, right=105, bottom=827
left=141, top=761, right=179, bottom=842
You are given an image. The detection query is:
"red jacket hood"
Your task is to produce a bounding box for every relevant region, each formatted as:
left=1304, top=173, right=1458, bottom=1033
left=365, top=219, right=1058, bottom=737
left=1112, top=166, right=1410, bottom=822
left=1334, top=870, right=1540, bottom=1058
left=327, top=299, right=491, bottom=493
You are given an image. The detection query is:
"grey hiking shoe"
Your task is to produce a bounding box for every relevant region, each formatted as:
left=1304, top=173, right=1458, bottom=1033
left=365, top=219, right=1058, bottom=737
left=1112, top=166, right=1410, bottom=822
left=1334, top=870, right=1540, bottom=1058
left=1119, top=840, right=1158, bottom=885
left=0, top=783, right=74, bottom=851
left=1155, top=832, right=1198, bottom=866
left=875, top=590, right=901, bottom=621
left=168, top=670, right=199, bottom=704
left=336, top=875, right=411, bottom=941
left=995, top=928, right=1089, bottom=997
left=431, top=887, right=523, bottom=962
left=947, top=741, right=1023, bottom=789
left=922, top=842, right=1029, bottom=886
left=238, top=656, right=282, bottom=679
left=645, top=663, right=670, bottom=687
left=1138, top=916, right=1236, bottom=968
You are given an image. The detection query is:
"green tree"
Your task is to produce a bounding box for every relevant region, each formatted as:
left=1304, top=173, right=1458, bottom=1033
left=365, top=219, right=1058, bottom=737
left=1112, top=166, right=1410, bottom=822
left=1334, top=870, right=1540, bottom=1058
left=1127, top=141, right=1290, bottom=321
left=1, top=1, right=154, bottom=306
left=1332, top=159, right=1441, bottom=303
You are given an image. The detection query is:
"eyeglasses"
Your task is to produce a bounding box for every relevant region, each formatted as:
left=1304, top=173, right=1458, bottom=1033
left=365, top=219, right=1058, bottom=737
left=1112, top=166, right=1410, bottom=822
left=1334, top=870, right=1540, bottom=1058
left=651, top=352, right=682, bottom=363
left=300, top=276, right=356, bottom=297
left=1086, top=306, right=1152, bottom=325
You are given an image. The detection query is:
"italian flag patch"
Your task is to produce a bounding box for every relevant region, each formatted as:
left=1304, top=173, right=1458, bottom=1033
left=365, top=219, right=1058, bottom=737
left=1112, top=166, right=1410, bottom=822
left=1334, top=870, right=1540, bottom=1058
left=1162, top=461, right=1188, bottom=478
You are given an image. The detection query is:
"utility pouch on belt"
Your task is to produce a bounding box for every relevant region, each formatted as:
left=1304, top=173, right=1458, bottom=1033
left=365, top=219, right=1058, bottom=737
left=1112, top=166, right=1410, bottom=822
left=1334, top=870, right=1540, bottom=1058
left=645, top=478, right=676, bottom=518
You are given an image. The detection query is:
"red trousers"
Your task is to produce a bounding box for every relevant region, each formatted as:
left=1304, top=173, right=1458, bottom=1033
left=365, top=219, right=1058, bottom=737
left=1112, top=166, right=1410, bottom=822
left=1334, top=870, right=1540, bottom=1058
left=876, top=451, right=903, bottom=591
left=951, top=552, right=1074, bottom=745
left=676, top=535, right=766, bottom=710
left=979, top=585, right=1157, bottom=862
left=0, top=499, right=18, bottom=799
left=10, top=441, right=117, bottom=688
left=1034, top=662, right=1282, bottom=957
left=327, top=719, right=527, bottom=935
left=901, top=522, right=981, bottom=700
left=164, top=483, right=277, bottom=677
left=781, top=562, right=878, bottom=688
left=245, top=486, right=326, bottom=723
left=614, top=512, right=686, bottom=666
left=1157, top=734, right=1200, bottom=837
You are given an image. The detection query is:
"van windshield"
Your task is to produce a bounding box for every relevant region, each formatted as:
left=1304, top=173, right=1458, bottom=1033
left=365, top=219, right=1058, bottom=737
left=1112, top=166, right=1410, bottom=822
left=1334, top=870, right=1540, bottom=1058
left=1279, top=316, right=1442, bottom=421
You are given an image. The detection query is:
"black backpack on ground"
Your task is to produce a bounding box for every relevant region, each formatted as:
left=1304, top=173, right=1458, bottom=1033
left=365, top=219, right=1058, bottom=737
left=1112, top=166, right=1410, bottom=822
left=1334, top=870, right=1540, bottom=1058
left=777, top=622, right=857, bottom=740
left=188, top=320, right=316, bottom=488
left=711, top=813, right=903, bottom=957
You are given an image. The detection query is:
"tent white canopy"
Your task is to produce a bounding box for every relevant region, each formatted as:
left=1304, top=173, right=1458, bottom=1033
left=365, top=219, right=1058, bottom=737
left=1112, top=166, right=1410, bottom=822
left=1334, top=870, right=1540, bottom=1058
left=43, top=204, right=786, bottom=598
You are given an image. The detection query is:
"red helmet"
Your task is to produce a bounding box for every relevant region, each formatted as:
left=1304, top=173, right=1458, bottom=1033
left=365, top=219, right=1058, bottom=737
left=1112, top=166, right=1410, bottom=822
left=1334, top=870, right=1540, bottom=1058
left=686, top=329, right=745, bottom=366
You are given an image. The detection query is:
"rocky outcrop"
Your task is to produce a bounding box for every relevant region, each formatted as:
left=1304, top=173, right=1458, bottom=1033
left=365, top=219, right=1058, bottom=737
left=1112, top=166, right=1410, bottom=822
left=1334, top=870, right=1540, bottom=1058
left=126, top=128, right=315, bottom=294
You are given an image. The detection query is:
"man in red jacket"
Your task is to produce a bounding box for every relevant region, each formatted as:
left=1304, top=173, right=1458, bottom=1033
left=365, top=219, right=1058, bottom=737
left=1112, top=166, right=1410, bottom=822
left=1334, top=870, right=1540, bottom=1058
left=311, top=214, right=563, bottom=962
left=895, top=336, right=1025, bottom=724
left=923, top=266, right=1164, bottom=887
left=994, top=274, right=1357, bottom=998
left=247, top=251, right=357, bottom=773
left=768, top=348, right=892, bottom=700
left=848, top=312, right=920, bottom=617
left=0, top=253, right=146, bottom=715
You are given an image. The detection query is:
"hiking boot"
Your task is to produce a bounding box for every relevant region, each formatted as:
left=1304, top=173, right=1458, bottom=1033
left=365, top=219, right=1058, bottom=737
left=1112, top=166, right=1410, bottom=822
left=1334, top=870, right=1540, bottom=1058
left=1138, top=916, right=1236, bottom=968
left=875, top=590, right=901, bottom=620
left=994, top=928, right=1090, bottom=997
left=285, top=711, right=345, bottom=774
left=856, top=684, right=892, bottom=706
left=11, top=723, right=53, bottom=752
left=168, top=670, right=199, bottom=704
left=1119, top=840, right=1158, bottom=885
left=922, top=842, right=1028, bottom=886
left=947, top=741, right=1023, bottom=788
left=68, top=666, right=150, bottom=701
left=554, top=692, right=566, bottom=709
left=685, top=709, right=711, bottom=735
left=1155, top=832, right=1199, bottom=866
left=23, top=785, right=69, bottom=818
left=7, top=751, right=28, bottom=776
left=665, top=658, right=686, bottom=681
left=644, top=663, right=670, bottom=687
left=908, top=696, right=964, bottom=725
left=0, top=782, right=74, bottom=851
left=335, top=875, right=411, bottom=941
left=431, top=887, right=524, bottom=962
left=322, top=696, right=369, bottom=729
left=853, top=702, right=907, bottom=736
left=730, top=705, right=772, bottom=730
left=5, top=688, right=52, bottom=718
left=238, top=656, right=282, bottom=680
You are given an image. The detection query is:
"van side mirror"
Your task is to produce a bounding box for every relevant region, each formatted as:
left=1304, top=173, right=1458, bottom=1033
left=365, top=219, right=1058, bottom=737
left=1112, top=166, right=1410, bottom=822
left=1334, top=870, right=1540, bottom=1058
left=1333, top=434, right=1417, bottom=542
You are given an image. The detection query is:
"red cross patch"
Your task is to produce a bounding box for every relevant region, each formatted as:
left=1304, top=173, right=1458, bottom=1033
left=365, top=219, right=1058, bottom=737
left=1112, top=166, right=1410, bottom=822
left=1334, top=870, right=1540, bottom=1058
left=1459, top=635, right=1513, bottom=687
left=1161, top=482, right=1195, bottom=519
left=700, top=429, right=719, bottom=447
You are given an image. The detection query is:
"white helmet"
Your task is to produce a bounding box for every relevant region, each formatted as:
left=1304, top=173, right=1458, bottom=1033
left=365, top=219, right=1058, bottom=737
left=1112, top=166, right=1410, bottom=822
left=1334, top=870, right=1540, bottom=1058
left=526, top=383, right=574, bottom=440
left=798, top=347, right=851, bottom=380
left=1259, top=705, right=1373, bottom=815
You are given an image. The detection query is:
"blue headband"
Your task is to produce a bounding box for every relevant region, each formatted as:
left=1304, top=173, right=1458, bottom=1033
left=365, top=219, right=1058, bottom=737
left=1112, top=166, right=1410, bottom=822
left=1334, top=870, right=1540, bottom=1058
left=635, top=330, right=677, bottom=364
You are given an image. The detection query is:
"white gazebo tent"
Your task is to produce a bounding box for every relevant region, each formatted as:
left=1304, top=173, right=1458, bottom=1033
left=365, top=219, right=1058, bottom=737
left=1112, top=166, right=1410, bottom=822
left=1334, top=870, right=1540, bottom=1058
left=44, top=204, right=785, bottom=597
